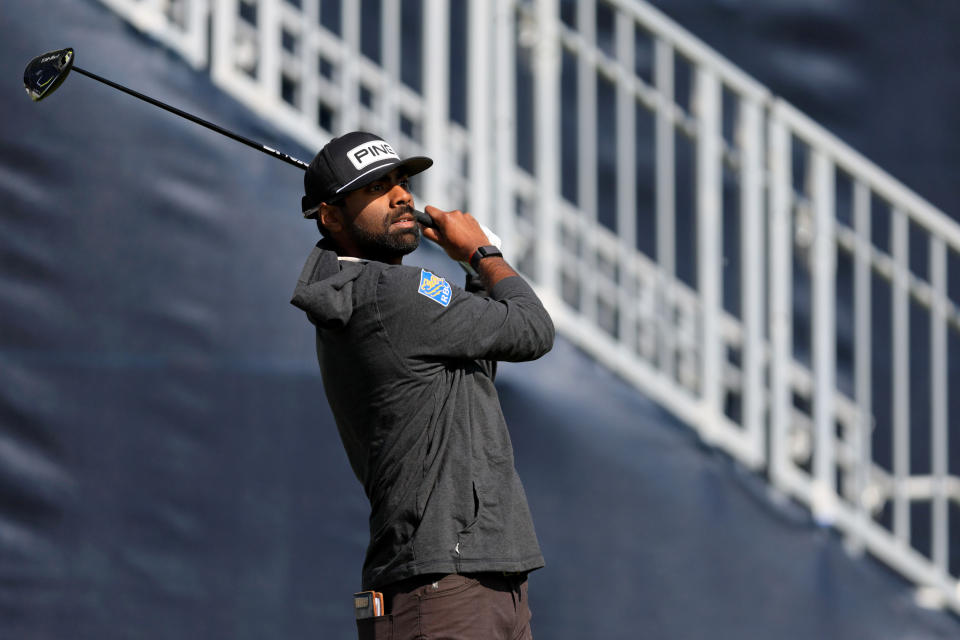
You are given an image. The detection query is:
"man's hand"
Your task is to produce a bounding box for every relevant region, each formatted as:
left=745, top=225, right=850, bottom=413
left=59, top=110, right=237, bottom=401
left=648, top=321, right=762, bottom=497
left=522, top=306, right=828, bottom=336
left=419, top=206, right=490, bottom=264
left=419, top=206, right=519, bottom=288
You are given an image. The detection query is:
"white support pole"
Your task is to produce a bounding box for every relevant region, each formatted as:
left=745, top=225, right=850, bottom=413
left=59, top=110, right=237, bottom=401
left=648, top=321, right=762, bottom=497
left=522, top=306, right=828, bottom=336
left=694, top=68, right=722, bottom=439
left=423, top=0, right=450, bottom=206
left=534, top=0, right=560, bottom=291
left=340, top=0, right=361, bottom=132
left=850, top=179, right=872, bottom=555
left=654, top=39, right=676, bottom=379
left=493, top=0, right=517, bottom=254
left=380, top=0, right=401, bottom=143
left=186, top=0, right=210, bottom=67
left=616, top=10, right=637, bottom=348
left=739, top=97, right=765, bottom=465
left=767, top=113, right=793, bottom=487
left=810, top=149, right=838, bottom=525
left=929, top=236, right=948, bottom=576
left=301, top=0, right=319, bottom=132
left=891, top=207, right=911, bottom=546
left=468, top=0, right=493, bottom=228
left=259, top=0, right=280, bottom=98
left=654, top=39, right=675, bottom=277
left=577, top=0, right=598, bottom=320
left=211, top=0, right=237, bottom=85
left=577, top=0, right=598, bottom=223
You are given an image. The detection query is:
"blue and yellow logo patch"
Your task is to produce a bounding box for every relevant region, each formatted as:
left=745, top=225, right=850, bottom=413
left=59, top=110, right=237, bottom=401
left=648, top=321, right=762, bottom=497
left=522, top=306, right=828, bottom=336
left=417, top=269, right=452, bottom=307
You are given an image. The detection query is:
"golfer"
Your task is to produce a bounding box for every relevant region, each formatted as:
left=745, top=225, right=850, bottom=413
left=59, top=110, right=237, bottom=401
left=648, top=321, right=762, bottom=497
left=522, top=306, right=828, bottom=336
left=291, top=131, right=554, bottom=640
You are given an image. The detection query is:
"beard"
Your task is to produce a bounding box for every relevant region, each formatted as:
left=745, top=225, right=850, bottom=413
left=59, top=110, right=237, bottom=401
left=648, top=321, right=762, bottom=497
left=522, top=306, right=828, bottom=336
left=346, top=210, right=421, bottom=262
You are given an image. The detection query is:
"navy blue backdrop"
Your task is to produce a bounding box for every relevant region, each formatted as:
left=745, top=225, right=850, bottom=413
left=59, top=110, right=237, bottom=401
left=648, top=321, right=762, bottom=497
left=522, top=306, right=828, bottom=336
left=1, top=0, right=958, bottom=638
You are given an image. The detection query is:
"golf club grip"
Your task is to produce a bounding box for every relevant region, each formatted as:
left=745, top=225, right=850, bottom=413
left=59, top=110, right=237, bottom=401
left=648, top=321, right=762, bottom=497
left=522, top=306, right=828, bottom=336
left=413, top=210, right=502, bottom=251
left=412, top=209, right=435, bottom=229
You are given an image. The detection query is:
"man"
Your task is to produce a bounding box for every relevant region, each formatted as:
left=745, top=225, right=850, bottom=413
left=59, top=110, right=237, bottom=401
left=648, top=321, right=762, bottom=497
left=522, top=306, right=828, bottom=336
left=291, top=131, right=554, bottom=640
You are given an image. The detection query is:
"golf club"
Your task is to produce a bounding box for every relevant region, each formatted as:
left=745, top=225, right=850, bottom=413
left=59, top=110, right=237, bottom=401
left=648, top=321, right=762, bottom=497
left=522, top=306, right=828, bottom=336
left=24, top=47, right=308, bottom=171
left=22, top=47, right=502, bottom=251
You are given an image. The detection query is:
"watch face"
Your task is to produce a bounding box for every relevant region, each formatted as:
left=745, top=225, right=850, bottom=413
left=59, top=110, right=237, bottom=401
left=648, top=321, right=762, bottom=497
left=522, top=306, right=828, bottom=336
left=471, top=245, right=502, bottom=270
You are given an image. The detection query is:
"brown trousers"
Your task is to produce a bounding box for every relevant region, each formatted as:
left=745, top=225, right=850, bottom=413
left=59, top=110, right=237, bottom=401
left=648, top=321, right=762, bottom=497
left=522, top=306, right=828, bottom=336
left=356, top=572, right=533, bottom=640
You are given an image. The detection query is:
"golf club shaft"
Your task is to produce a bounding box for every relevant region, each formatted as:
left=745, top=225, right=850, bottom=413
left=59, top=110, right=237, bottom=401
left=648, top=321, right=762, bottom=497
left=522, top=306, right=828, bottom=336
left=71, top=65, right=308, bottom=170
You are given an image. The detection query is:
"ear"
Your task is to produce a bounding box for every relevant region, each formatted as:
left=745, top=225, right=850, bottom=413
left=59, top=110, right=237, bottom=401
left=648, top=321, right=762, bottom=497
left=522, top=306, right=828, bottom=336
left=319, top=202, right=345, bottom=233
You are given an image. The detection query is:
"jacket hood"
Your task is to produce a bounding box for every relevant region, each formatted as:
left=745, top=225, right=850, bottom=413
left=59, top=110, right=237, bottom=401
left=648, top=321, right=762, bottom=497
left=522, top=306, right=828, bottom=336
left=290, top=239, right=364, bottom=329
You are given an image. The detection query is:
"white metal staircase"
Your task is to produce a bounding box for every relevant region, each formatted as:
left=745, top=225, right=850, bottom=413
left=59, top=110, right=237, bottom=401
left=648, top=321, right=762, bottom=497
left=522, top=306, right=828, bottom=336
left=97, top=0, right=960, bottom=614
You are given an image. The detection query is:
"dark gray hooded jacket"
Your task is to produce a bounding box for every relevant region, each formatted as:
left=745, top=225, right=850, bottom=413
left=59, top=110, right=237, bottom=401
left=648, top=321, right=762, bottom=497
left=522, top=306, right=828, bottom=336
left=291, top=240, right=555, bottom=589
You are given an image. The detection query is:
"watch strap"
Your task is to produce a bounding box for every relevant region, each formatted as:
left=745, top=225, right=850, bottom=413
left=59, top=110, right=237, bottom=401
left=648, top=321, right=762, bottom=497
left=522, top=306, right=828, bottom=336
left=469, top=245, right=503, bottom=271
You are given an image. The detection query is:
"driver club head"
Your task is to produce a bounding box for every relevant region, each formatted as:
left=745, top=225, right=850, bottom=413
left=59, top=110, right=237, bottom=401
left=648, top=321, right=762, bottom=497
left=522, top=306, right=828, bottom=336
left=24, top=48, right=75, bottom=102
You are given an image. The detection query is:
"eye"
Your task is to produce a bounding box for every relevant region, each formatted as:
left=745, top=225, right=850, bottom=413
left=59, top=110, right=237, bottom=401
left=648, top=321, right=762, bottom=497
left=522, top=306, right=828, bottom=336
left=399, top=179, right=411, bottom=190
left=368, top=183, right=385, bottom=193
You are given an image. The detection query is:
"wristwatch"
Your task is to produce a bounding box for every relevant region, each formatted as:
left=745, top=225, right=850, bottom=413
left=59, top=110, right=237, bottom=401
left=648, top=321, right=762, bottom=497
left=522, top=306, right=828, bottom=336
left=469, top=245, right=503, bottom=271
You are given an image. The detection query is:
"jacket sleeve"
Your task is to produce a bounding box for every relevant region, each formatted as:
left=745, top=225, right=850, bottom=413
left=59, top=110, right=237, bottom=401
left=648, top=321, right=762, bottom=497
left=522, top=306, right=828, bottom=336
left=375, top=266, right=555, bottom=364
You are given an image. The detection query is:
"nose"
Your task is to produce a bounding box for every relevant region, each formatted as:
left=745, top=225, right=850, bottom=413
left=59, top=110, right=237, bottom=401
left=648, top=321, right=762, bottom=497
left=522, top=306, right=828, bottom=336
left=389, top=182, right=411, bottom=207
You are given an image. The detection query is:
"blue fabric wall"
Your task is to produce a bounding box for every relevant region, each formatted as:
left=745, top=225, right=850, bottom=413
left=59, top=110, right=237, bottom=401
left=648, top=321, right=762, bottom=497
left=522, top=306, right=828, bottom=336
left=1, top=0, right=958, bottom=638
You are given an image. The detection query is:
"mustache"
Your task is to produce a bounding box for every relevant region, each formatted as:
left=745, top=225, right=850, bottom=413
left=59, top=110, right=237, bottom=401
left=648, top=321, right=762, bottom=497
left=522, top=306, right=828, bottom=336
left=388, top=206, right=416, bottom=226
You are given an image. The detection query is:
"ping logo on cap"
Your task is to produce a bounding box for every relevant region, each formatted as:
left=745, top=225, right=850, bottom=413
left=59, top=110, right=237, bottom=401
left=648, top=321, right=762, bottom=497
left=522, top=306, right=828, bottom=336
left=346, top=140, right=400, bottom=170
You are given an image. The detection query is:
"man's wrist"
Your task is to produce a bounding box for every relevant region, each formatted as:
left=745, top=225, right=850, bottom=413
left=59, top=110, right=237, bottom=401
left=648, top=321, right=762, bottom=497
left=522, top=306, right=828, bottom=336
left=469, top=245, right=503, bottom=271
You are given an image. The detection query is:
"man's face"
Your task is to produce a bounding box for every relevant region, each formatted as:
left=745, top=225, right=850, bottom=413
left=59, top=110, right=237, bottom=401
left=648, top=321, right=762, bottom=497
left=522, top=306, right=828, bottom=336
left=327, top=168, right=419, bottom=263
